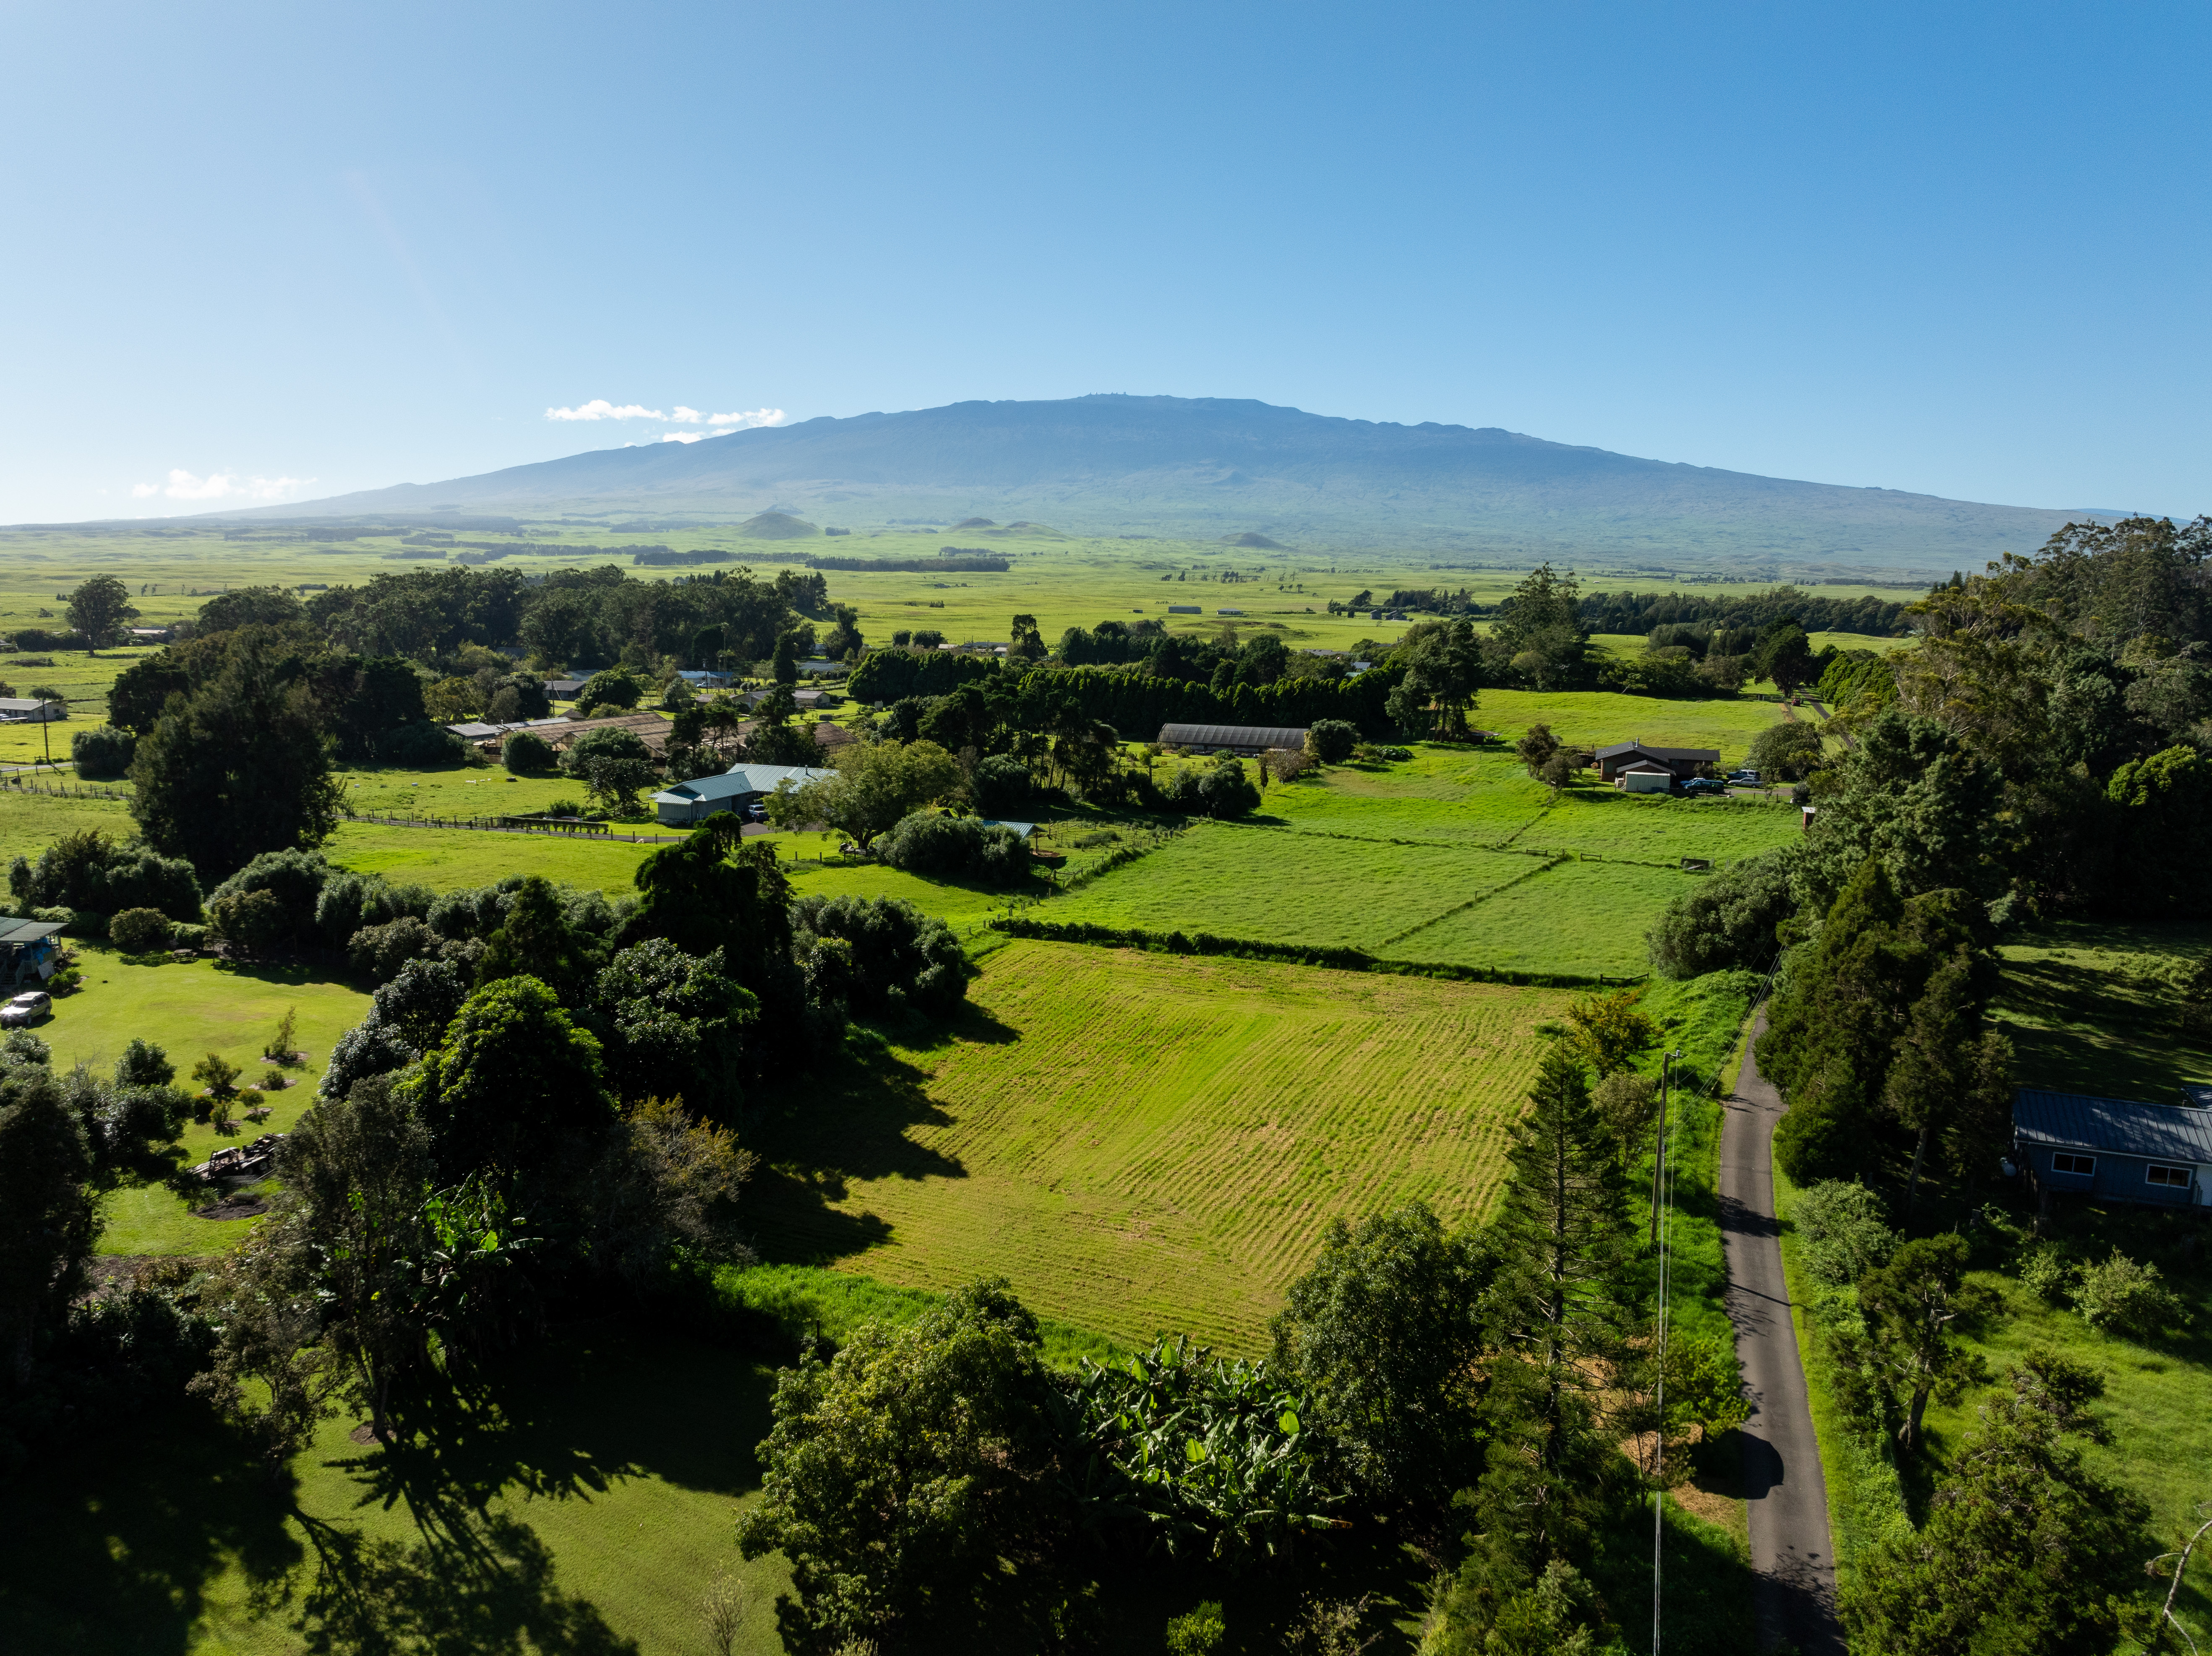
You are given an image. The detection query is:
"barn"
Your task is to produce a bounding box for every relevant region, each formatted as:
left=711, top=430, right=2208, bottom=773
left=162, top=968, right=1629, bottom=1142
left=2012, top=1088, right=2212, bottom=1208
left=652, top=762, right=833, bottom=826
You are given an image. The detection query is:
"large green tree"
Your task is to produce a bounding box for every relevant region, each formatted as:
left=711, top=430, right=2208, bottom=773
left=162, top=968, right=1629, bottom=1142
left=0, top=1068, right=96, bottom=1389
left=402, top=975, right=616, bottom=1185
left=1834, top=1233, right=1998, bottom=1451
left=767, top=739, right=962, bottom=847
left=1486, top=565, right=1587, bottom=689
left=1796, top=708, right=2006, bottom=912
left=128, top=629, right=342, bottom=878
left=65, top=574, right=138, bottom=651
left=1270, top=1202, right=1491, bottom=1514
left=736, top=1278, right=1072, bottom=1650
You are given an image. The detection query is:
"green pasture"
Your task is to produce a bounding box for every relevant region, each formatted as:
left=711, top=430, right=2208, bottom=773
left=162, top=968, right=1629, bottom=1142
left=1386, top=858, right=1698, bottom=977
left=748, top=938, right=1578, bottom=1351
left=325, top=819, right=663, bottom=894
left=1474, top=687, right=1784, bottom=756
left=1041, top=821, right=1544, bottom=954
left=1992, top=919, right=2212, bottom=1098
left=0, top=782, right=136, bottom=854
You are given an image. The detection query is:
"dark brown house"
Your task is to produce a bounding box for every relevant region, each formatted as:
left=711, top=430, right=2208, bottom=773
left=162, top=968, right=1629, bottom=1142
left=1594, top=740, right=1721, bottom=784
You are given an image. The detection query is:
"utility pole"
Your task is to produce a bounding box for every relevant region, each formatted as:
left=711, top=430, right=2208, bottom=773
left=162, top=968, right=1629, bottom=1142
left=1650, top=1051, right=1674, bottom=1245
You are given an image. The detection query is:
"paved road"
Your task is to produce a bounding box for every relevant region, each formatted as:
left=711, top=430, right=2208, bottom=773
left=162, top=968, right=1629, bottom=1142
left=1721, top=1011, right=1846, bottom=1655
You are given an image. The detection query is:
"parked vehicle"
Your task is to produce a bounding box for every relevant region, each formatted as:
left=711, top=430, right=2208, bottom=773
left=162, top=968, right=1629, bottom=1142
left=0, top=989, right=53, bottom=1026
left=1680, top=776, right=1730, bottom=796
left=1727, top=768, right=1761, bottom=785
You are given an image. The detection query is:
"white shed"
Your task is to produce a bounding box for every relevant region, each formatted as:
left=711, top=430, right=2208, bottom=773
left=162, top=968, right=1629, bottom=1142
left=1618, top=761, right=1675, bottom=795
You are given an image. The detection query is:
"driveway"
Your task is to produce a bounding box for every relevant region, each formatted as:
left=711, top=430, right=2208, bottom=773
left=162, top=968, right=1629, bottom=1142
left=1721, top=1011, right=1846, bottom=1654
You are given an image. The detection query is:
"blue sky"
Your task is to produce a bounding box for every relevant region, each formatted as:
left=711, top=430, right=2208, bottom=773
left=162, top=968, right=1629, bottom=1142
left=5, top=0, right=2206, bottom=524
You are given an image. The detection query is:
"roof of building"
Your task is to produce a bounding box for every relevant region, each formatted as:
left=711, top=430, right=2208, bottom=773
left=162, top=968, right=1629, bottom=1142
left=443, top=716, right=570, bottom=740
left=0, top=698, right=64, bottom=712
left=0, top=918, right=65, bottom=946
left=1596, top=741, right=1723, bottom=761
left=544, top=677, right=587, bottom=694
left=1158, top=722, right=1309, bottom=748
left=2014, top=1088, right=2212, bottom=1162
left=978, top=819, right=1036, bottom=837
left=652, top=763, right=835, bottom=808
left=1619, top=762, right=1677, bottom=775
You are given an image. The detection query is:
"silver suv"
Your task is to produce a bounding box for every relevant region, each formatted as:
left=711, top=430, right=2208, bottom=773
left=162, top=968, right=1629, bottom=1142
left=0, top=990, right=52, bottom=1026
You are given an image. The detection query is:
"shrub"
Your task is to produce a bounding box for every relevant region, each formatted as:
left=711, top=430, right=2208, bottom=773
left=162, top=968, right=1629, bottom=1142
left=871, top=812, right=1031, bottom=886
left=1792, top=1180, right=1898, bottom=1289
left=384, top=721, right=465, bottom=766
left=1747, top=720, right=1827, bottom=782
left=1646, top=846, right=1797, bottom=979
left=1364, top=744, right=1414, bottom=763
left=575, top=668, right=642, bottom=713
left=2071, top=1250, right=2183, bottom=1340
left=191, top=1052, right=241, bottom=1099
left=791, top=893, right=969, bottom=1018
left=170, top=922, right=207, bottom=951
left=261, top=1069, right=287, bottom=1092
left=107, top=907, right=172, bottom=954
left=8, top=828, right=201, bottom=920
left=1165, top=755, right=1261, bottom=818
left=502, top=729, right=556, bottom=773
left=1165, top=1601, right=1228, bottom=1656
left=207, top=849, right=330, bottom=947
left=347, top=916, right=443, bottom=984
left=2018, top=1244, right=2076, bottom=1303
left=70, top=725, right=136, bottom=777
left=968, top=752, right=1033, bottom=817
left=116, top=1039, right=175, bottom=1088
left=1304, top=719, right=1359, bottom=766
left=208, top=889, right=288, bottom=958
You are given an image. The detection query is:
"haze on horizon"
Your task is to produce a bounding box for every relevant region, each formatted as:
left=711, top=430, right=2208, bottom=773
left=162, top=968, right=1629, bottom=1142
left=4, top=0, right=2207, bottom=526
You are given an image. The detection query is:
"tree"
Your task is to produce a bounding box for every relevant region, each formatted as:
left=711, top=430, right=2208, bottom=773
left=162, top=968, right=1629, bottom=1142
left=1562, top=990, right=1656, bottom=1077
left=1847, top=1383, right=2151, bottom=1655
left=129, top=628, right=342, bottom=879
left=71, top=725, right=136, bottom=778
left=1304, top=719, right=1359, bottom=765
left=1882, top=948, right=2013, bottom=1211
left=1009, top=614, right=1046, bottom=662
left=502, top=730, right=555, bottom=773
left=767, top=740, right=962, bottom=848
left=592, top=939, right=757, bottom=1110
left=1747, top=719, right=1826, bottom=782
left=1590, top=1071, right=1656, bottom=1159
left=1270, top=1203, right=1491, bottom=1513
left=108, top=907, right=171, bottom=953
left=690, top=623, right=726, bottom=668
left=197, top=586, right=303, bottom=635
left=1795, top=708, right=2006, bottom=911
left=0, top=1068, right=96, bottom=1388
left=1386, top=619, right=1482, bottom=740
left=403, top=975, right=616, bottom=1185
left=820, top=604, right=863, bottom=660
left=584, top=1096, right=756, bottom=1292
left=1645, top=846, right=1796, bottom=978
left=561, top=726, right=657, bottom=815
left=473, top=874, right=604, bottom=1001
left=1487, top=565, right=1587, bottom=689
left=188, top=1208, right=338, bottom=1479
left=283, top=1075, right=433, bottom=1441
left=736, top=1279, right=1072, bottom=1649
left=192, top=1051, right=242, bottom=1099
left=1840, top=1233, right=1999, bottom=1450
left=319, top=957, right=470, bottom=1103
left=574, top=667, right=641, bottom=713
left=1515, top=723, right=1561, bottom=776
left=65, top=575, right=138, bottom=651
left=790, top=894, right=969, bottom=1019
left=1753, top=620, right=1819, bottom=697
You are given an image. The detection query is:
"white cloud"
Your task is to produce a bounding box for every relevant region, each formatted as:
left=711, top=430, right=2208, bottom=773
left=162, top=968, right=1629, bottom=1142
left=545, top=401, right=785, bottom=429
left=130, top=469, right=315, bottom=502
left=660, top=431, right=708, bottom=443
left=546, top=399, right=666, bottom=422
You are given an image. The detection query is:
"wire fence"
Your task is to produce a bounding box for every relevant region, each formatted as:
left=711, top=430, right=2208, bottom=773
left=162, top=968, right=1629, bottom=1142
left=0, top=772, right=125, bottom=801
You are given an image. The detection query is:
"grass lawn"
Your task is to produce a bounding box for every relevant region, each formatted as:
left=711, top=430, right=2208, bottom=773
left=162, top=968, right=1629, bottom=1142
left=325, top=819, right=663, bottom=894
left=1475, top=687, right=1785, bottom=759
left=1992, top=919, right=2212, bottom=1098
left=746, top=939, right=1578, bottom=1351
left=1508, top=789, right=1800, bottom=866
left=0, top=783, right=138, bottom=853
left=1041, top=820, right=1543, bottom=953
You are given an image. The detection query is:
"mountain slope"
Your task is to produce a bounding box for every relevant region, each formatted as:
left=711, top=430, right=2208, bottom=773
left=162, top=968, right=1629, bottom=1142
left=240, top=394, right=2113, bottom=571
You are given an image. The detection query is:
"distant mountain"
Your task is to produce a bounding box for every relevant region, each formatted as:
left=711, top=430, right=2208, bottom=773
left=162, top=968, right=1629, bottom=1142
left=235, top=394, right=2123, bottom=573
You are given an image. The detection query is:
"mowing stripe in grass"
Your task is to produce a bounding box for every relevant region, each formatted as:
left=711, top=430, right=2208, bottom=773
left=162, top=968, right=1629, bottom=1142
left=1376, top=852, right=1571, bottom=949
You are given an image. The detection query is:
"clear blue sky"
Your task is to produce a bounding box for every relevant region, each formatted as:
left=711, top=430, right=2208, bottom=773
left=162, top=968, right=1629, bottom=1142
left=5, top=0, right=2206, bottom=524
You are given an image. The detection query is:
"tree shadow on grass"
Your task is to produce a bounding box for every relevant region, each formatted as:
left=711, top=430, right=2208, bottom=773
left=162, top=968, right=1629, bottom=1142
left=0, top=1402, right=303, bottom=1656
left=282, top=1331, right=783, bottom=1652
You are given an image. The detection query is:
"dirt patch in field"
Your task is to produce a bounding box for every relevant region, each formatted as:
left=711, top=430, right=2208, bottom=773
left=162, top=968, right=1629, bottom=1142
left=196, top=1193, right=270, bottom=1221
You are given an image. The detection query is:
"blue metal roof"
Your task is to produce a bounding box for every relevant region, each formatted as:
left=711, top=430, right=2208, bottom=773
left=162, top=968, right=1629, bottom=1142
left=2014, top=1088, right=2212, bottom=1162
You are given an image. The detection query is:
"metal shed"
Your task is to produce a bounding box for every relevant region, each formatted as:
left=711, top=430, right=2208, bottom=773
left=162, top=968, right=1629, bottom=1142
left=2013, top=1088, right=2212, bottom=1208
left=1157, top=722, right=1309, bottom=756
left=0, top=918, right=65, bottom=984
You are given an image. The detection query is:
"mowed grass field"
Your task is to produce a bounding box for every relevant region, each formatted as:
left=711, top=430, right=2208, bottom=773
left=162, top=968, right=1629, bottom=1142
left=1388, top=859, right=1701, bottom=977
left=748, top=939, right=1576, bottom=1351
left=1043, top=822, right=1546, bottom=951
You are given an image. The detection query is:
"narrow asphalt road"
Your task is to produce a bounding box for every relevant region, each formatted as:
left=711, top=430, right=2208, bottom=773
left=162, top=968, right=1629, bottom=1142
left=1721, top=1010, right=1846, bottom=1655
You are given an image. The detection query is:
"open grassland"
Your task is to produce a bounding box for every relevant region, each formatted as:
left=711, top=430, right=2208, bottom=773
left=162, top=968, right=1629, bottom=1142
left=0, top=783, right=136, bottom=853
left=1387, top=858, right=1698, bottom=977
left=1992, top=919, right=2212, bottom=1098
left=1473, top=687, right=1785, bottom=758
left=325, top=819, right=663, bottom=893
left=1042, top=821, right=1544, bottom=952
left=41, top=943, right=370, bottom=1255
left=747, top=939, right=1576, bottom=1351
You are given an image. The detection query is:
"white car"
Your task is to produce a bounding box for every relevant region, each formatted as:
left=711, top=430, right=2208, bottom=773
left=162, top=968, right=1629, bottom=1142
left=0, top=990, right=52, bottom=1026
